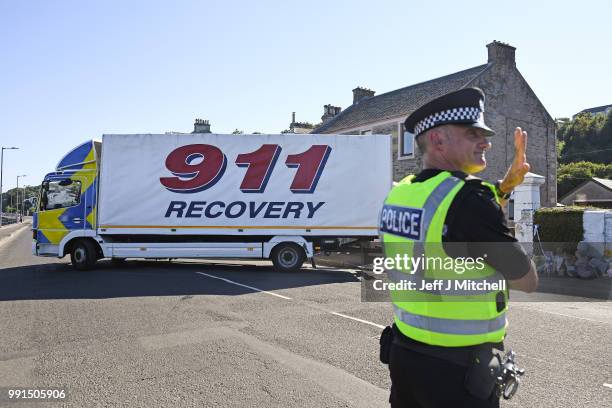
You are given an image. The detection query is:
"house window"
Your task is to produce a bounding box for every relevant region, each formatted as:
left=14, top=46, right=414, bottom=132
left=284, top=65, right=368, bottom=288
left=398, top=123, right=414, bottom=159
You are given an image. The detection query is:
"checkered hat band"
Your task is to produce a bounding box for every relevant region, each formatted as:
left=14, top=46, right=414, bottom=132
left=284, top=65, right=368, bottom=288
left=414, top=107, right=481, bottom=135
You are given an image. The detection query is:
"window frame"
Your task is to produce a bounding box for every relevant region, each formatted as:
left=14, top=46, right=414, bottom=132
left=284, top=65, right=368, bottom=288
left=398, top=123, right=415, bottom=160
left=40, top=179, right=83, bottom=211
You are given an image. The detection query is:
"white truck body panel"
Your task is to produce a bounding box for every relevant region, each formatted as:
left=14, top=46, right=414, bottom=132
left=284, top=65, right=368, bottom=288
left=98, top=133, right=392, bottom=237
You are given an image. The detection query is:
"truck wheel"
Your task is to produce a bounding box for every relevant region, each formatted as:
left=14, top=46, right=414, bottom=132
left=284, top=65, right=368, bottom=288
left=70, top=239, right=97, bottom=271
left=271, top=243, right=305, bottom=272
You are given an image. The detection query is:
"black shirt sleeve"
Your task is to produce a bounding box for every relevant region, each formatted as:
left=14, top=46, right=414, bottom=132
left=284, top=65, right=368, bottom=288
left=443, top=181, right=530, bottom=280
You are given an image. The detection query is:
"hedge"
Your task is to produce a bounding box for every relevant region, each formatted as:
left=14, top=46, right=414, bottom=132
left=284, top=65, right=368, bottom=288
left=533, top=207, right=586, bottom=253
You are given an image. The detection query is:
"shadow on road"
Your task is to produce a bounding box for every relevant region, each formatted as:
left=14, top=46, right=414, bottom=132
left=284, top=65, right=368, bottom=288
left=0, top=260, right=360, bottom=301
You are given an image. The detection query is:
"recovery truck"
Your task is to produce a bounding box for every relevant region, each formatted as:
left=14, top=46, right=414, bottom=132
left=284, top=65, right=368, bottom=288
left=32, top=133, right=392, bottom=271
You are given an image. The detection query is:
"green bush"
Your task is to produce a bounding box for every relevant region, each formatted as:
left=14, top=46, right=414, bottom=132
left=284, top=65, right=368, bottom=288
left=533, top=207, right=585, bottom=253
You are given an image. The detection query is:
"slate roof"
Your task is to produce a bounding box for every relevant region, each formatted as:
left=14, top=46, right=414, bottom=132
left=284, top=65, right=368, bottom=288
left=559, top=177, right=612, bottom=202
left=576, top=104, right=612, bottom=116
left=593, top=177, right=612, bottom=191
left=312, top=64, right=490, bottom=133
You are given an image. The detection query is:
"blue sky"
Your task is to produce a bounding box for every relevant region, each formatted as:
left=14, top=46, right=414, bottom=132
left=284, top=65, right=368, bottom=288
left=1, top=0, right=610, bottom=191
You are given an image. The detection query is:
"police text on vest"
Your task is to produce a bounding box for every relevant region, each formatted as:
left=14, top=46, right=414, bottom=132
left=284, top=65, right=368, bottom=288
left=379, top=205, right=423, bottom=240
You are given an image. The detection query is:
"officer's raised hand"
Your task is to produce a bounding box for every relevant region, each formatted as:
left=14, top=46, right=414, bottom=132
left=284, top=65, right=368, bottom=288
left=499, top=127, right=530, bottom=195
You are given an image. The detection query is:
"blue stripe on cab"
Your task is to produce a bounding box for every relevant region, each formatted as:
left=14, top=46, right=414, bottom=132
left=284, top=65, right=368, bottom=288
left=57, top=141, right=92, bottom=170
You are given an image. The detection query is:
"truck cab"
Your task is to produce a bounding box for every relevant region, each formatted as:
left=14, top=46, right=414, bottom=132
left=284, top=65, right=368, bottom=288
left=33, top=141, right=100, bottom=268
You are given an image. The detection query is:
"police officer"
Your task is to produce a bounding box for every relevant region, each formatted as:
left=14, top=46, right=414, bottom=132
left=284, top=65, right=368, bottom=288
left=380, top=88, right=538, bottom=407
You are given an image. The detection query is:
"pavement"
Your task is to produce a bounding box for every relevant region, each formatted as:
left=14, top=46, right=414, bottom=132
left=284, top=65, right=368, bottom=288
left=0, top=218, right=30, bottom=247
left=0, top=226, right=611, bottom=407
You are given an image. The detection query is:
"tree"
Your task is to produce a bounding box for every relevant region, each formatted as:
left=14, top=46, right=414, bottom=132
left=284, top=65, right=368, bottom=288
left=558, top=111, right=612, bottom=164
left=557, top=140, right=565, bottom=160
left=2, top=185, right=39, bottom=213
left=232, top=129, right=243, bottom=135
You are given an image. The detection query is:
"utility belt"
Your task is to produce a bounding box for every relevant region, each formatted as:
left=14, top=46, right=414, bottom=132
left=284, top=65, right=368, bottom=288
left=380, top=324, right=525, bottom=400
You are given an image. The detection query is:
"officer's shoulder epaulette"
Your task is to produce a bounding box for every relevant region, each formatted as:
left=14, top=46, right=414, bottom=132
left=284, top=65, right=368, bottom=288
left=461, top=176, right=483, bottom=188
left=461, top=177, right=496, bottom=198
left=463, top=174, right=482, bottom=183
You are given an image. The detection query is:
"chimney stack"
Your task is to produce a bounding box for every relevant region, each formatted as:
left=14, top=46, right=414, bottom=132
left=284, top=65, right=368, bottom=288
left=486, top=41, right=516, bottom=66
left=321, top=104, right=342, bottom=123
left=352, top=87, right=375, bottom=104
left=193, top=118, right=211, bottom=133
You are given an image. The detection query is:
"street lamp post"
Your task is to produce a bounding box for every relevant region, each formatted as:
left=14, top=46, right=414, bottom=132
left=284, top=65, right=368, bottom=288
left=23, top=182, right=28, bottom=217
left=16, top=174, right=26, bottom=221
left=0, top=146, right=19, bottom=227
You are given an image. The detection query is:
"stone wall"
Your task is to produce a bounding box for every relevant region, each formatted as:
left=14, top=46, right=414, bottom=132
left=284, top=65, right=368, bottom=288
left=370, top=122, right=421, bottom=180
left=340, top=122, right=422, bottom=181
left=474, top=65, right=557, bottom=206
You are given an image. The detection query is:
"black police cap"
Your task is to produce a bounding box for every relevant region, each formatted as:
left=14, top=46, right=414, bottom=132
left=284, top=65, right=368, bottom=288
left=404, top=87, right=495, bottom=138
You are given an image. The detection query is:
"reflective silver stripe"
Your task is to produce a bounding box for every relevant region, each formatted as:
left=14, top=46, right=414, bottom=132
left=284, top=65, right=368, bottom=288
left=412, top=175, right=462, bottom=275
left=393, top=305, right=506, bottom=335
left=387, top=269, right=505, bottom=296
left=412, top=242, right=425, bottom=275
left=420, top=175, right=463, bottom=240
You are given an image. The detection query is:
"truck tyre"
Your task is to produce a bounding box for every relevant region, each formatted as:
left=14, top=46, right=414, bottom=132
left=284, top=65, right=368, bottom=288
left=70, top=239, right=97, bottom=271
left=271, top=243, right=305, bottom=272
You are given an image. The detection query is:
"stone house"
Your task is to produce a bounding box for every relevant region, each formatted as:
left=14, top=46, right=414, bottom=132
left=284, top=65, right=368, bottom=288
left=283, top=112, right=315, bottom=134
left=311, top=41, right=557, bottom=207
left=192, top=118, right=212, bottom=133
left=559, top=177, right=612, bottom=208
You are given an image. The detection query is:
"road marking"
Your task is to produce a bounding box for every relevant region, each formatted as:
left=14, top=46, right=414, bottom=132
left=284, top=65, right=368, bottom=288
left=541, top=311, right=604, bottom=323
left=330, top=312, right=386, bottom=329
left=604, top=383, right=612, bottom=389
left=512, top=306, right=610, bottom=324
left=196, top=272, right=386, bottom=330
left=196, top=272, right=293, bottom=300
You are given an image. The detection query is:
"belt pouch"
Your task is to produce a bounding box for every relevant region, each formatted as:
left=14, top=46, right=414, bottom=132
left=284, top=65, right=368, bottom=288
left=464, top=347, right=502, bottom=400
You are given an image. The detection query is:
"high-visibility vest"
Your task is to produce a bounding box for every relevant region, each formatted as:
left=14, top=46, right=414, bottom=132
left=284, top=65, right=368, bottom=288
left=380, top=171, right=509, bottom=347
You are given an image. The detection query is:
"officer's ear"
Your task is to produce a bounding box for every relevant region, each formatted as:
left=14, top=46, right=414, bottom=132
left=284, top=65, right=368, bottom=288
left=427, top=128, right=446, bottom=150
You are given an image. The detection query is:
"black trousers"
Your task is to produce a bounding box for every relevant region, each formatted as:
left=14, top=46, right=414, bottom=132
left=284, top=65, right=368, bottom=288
left=389, top=342, right=500, bottom=408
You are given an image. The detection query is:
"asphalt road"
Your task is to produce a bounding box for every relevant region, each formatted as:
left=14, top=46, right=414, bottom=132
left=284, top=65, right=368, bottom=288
left=0, top=225, right=610, bottom=407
